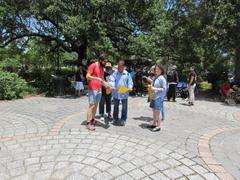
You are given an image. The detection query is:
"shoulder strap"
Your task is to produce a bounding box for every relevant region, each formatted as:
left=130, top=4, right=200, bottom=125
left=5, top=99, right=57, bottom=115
left=93, top=62, right=97, bottom=72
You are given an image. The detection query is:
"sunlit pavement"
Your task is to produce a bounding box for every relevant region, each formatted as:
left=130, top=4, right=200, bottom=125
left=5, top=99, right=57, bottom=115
left=0, top=96, right=239, bottom=180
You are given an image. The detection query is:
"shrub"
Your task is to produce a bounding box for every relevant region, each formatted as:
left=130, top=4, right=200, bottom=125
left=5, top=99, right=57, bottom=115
left=0, top=71, right=34, bottom=100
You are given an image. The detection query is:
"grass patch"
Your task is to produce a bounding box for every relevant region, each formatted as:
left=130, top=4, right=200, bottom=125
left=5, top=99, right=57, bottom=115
left=200, top=81, right=212, bottom=90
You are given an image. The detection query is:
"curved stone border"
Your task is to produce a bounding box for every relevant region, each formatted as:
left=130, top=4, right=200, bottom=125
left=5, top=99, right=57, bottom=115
left=0, top=111, right=84, bottom=143
left=198, top=127, right=240, bottom=180
left=49, top=111, right=84, bottom=135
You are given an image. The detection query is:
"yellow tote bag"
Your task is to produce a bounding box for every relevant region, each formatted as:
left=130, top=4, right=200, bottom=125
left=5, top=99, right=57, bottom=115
left=148, top=84, right=153, bottom=101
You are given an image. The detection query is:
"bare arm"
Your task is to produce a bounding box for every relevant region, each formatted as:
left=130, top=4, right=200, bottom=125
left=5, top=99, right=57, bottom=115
left=151, top=87, right=164, bottom=92
left=86, top=72, right=103, bottom=82
left=143, top=76, right=153, bottom=83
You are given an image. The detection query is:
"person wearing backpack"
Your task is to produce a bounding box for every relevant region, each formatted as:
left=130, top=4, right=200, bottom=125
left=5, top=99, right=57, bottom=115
left=86, top=53, right=107, bottom=131
left=167, top=65, right=179, bottom=102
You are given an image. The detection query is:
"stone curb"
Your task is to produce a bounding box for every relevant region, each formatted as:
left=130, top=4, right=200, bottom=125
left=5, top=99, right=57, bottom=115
left=198, top=111, right=240, bottom=180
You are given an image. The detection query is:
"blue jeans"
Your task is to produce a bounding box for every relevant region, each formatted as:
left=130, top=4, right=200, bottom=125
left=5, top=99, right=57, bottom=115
left=113, top=98, right=128, bottom=122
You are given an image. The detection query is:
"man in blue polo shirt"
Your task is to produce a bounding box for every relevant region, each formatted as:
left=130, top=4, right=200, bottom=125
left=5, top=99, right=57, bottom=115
left=109, top=60, right=133, bottom=126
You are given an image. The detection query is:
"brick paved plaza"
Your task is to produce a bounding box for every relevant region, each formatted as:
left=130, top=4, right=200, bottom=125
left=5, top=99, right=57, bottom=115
left=0, top=96, right=239, bottom=180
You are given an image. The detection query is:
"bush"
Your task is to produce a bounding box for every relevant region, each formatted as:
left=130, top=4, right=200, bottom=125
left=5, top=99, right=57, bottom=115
left=200, top=81, right=212, bottom=90
left=0, top=71, right=34, bottom=100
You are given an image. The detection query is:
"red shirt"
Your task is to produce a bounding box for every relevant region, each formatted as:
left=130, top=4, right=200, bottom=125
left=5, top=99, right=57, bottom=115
left=87, top=63, right=104, bottom=91
left=221, top=82, right=230, bottom=97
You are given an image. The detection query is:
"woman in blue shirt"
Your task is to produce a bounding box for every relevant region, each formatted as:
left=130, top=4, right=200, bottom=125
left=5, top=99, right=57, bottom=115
left=149, top=64, right=167, bottom=132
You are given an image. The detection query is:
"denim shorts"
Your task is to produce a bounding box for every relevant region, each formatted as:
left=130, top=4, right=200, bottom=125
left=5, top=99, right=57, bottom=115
left=150, top=97, right=163, bottom=111
left=88, top=90, right=102, bottom=105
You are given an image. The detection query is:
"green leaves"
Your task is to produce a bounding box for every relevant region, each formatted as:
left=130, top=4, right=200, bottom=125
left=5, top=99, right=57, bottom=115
left=0, top=71, right=33, bottom=100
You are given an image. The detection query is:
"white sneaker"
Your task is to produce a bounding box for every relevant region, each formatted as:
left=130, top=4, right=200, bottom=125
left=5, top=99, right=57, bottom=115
left=100, top=117, right=105, bottom=121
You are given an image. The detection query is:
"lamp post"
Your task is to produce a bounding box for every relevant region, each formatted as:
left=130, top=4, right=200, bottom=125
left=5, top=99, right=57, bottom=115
left=57, top=14, right=60, bottom=72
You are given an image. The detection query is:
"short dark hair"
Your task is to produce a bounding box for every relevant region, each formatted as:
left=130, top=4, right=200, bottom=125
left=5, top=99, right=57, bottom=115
left=117, top=59, right=125, bottom=66
left=98, top=52, right=107, bottom=61
left=154, top=64, right=165, bottom=75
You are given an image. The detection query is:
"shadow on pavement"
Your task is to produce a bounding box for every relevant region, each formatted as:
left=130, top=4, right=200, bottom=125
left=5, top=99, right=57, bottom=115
left=133, top=116, right=152, bottom=122
left=180, top=103, right=191, bottom=106
left=139, top=123, right=154, bottom=132
left=56, top=95, right=83, bottom=99
left=81, top=119, right=110, bottom=129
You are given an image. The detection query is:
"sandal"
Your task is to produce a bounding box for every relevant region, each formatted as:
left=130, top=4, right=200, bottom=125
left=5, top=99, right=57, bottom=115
left=86, top=121, right=95, bottom=131
left=91, top=119, right=96, bottom=125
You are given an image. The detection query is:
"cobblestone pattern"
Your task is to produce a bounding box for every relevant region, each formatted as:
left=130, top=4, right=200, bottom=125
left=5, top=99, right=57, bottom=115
left=0, top=96, right=239, bottom=179
left=0, top=130, right=220, bottom=180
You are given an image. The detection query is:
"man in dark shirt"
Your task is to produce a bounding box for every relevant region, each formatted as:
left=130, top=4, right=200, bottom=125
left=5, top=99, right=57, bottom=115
left=167, top=65, right=179, bottom=102
left=188, top=66, right=197, bottom=105
left=135, top=69, right=143, bottom=96
left=99, top=62, right=113, bottom=121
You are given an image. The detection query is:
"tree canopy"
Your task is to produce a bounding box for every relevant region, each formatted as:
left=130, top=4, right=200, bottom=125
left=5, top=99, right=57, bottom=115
left=0, top=0, right=240, bottom=84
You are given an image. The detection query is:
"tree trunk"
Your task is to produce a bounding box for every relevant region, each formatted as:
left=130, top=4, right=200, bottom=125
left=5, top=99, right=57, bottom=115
left=235, top=48, right=240, bottom=85
left=76, top=36, right=87, bottom=67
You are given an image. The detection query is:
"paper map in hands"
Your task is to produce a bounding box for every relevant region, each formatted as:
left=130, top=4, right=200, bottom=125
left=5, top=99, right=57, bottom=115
left=118, top=86, right=129, bottom=93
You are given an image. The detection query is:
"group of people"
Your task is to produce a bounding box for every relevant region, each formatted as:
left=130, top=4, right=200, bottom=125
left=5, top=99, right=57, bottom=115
left=166, top=65, right=197, bottom=106
left=83, top=52, right=197, bottom=132
left=85, top=53, right=135, bottom=131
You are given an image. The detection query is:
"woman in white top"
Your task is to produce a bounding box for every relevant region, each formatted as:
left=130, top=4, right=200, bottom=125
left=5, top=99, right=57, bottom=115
left=75, top=66, right=84, bottom=96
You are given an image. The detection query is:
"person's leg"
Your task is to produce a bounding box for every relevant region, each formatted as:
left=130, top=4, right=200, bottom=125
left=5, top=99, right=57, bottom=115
left=167, top=85, right=173, bottom=100
left=106, top=94, right=112, bottom=117
left=106, top=94, right=111, bottom=114
left=99, top=95, right=105, bottom=116
left=87, top=103, right=97, bottom=130
left=135, top=84, right=139, bottom=95
left=189, top=86, right=194, bottom=104
left=139, top=82, right=143, bottom=95
left=173, top=84, right=177, bottom=101
left=93, top=92, right=101, bottom=118
left=152, top=110, right=161, bottom=132
left=171, top=84, right=175, bottom=100
left=120, top=99, right=128, bottom=125
left=149, top=99, right=157, bottom=125
left=152, top=109, right=156, bottom=126
left=155, top=110, right=162, bottom=126
left=152, top=98, right=163, bottom=131
left=113, top=98, right=120, bottom=123
left=87, top=104, right=95, bottom=122
left=92, top=103, right=98, bottom=119
left=192, top=84, right=196, bottom=104
left=87, top=90, right=94, bottom=122
left=161, top=102, right=165, bottom=120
